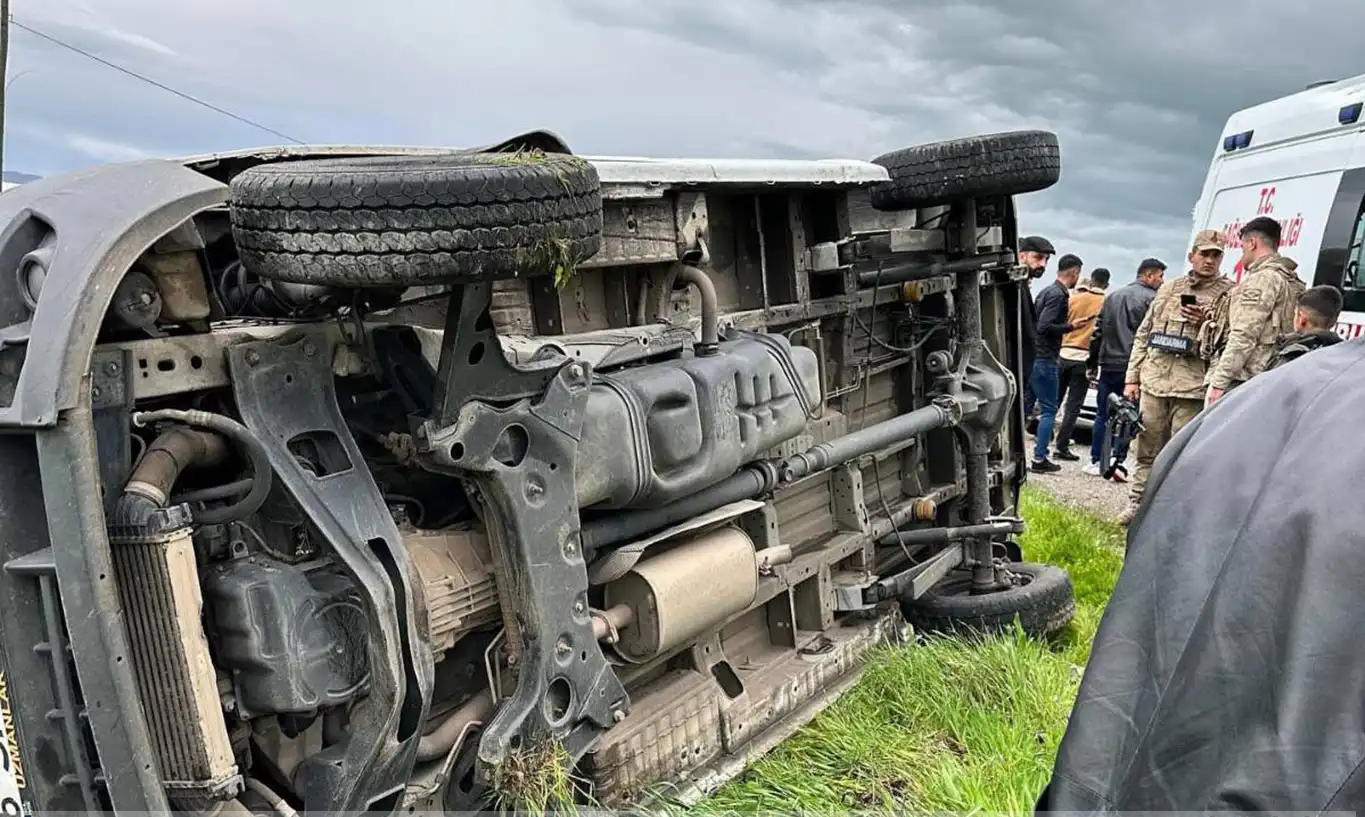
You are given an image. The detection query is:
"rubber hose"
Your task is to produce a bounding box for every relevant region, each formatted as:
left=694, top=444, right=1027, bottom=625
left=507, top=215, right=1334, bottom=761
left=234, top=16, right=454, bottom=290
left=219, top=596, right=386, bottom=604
left=132, top=409, right=273, bottom=525
left=171, top=478, right=254, bottom=506
left=124, top=427, right=229, bottom=505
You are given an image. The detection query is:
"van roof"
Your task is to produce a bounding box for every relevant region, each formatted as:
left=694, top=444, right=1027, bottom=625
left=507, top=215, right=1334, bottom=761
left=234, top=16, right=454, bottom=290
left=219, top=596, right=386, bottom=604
left=1220, top=74, right=1365, bottom=151
left=173, top=143, right=889, bottom=189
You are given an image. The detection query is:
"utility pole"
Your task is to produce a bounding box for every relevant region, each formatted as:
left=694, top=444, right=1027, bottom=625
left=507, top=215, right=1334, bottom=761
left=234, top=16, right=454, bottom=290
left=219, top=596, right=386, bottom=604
left=0, top=0, right=9, bottom=181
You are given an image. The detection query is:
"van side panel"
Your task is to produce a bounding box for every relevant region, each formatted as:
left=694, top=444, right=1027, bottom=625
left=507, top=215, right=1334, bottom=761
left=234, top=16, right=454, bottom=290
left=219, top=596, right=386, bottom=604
left=1203, top=170, right=1342, bottom=283
left=1198, top=132, right=1354, bottom=283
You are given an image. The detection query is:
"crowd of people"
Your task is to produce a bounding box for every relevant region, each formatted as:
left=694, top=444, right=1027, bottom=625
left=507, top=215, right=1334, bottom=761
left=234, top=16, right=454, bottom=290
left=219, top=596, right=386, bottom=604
left=1016, top=216, right=1343, bottom=524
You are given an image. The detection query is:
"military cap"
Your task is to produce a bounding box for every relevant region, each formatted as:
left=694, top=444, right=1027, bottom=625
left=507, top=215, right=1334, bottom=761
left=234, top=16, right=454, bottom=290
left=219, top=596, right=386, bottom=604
left=1239, top=216, right=1282, bottom=245
left=1018, top=235, right=1055, bottom=255
left=1191, top=229, right=1225, bottom=252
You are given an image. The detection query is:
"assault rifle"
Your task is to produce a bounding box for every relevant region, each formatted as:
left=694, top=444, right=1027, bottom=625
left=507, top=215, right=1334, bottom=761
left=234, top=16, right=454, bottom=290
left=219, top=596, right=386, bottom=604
left=1100, top=392, right=1142, bottom=481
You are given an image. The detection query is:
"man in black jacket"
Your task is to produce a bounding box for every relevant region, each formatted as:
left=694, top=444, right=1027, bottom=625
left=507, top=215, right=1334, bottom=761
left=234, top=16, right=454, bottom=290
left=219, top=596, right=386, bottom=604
left=1017, top=235, right=1055, bottom=417
left=1085, top=258, right=1164, bottom=476
left=1029, top=253, right=1086, bottom=473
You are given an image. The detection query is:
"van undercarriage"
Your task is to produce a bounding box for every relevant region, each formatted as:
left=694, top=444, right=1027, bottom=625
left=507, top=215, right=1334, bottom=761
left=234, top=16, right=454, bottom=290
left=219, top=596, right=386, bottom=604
left=0, top=128, right=1070, bottom=815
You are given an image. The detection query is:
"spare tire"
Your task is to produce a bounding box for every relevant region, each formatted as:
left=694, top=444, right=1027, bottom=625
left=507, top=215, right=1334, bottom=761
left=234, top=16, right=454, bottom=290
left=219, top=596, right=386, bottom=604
left=228, top=152, right=604, bottom=287
left=901, top=561, right=1075, bottom=639
left=870, top=130, right=1061, bottom=212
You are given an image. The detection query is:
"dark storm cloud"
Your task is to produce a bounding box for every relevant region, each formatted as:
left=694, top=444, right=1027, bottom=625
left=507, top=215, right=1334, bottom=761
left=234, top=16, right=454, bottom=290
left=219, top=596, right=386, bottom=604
left=565, top=0, right=1365, bottom=275
left=8, top=0, right=1358, bottom=281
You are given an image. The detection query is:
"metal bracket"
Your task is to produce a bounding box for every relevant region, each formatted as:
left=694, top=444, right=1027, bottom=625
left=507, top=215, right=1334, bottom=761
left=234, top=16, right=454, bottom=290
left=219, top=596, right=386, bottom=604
left=416, top=357, right=630, bottom=772
left=432, top=282, right=563, bottom=423
left=866, top=542, right=965, bottom=603
left=90, top=347, right=134, bottom=516
left=227, top=333, right=435, bottom=816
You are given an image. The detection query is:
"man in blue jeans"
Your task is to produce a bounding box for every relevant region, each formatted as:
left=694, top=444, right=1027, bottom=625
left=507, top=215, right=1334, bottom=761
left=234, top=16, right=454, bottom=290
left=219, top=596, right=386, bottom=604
left=1085, top=258, right=1165, bottom=476
left=1029, top=254, right=1086, bottom=473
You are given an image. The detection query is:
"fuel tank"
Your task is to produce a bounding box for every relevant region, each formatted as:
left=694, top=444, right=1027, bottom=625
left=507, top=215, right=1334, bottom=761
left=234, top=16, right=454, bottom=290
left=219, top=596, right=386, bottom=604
left=576, top=329, right=819, bottom=510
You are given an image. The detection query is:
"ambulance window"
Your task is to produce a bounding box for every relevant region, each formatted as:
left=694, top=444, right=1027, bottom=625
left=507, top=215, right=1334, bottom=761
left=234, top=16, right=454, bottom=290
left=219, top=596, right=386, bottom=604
left=1349, top=202, right=1365, bottom=289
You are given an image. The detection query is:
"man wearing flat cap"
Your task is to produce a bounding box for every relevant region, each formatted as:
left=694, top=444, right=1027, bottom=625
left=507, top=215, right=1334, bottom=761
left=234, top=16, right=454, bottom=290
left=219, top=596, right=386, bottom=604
left=1201, top=216, right=1306, bottom=407
left=1116, top=229, right=1233, bottom=525
left=1016, top=235, right=1055, bottom=423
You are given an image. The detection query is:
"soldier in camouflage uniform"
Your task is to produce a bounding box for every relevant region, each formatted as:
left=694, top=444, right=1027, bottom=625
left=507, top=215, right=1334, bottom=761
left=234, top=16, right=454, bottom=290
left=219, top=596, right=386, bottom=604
left=1118, top=229, right=1234, bottom=524
left=1202, top=216, right=1307, bottom=406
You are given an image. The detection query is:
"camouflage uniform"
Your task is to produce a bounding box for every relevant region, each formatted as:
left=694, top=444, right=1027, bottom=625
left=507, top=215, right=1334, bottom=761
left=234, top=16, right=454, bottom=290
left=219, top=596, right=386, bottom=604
left=1202, top=252, right=1307, bottom=392
left=1124, top=231, right=1235, bottom=506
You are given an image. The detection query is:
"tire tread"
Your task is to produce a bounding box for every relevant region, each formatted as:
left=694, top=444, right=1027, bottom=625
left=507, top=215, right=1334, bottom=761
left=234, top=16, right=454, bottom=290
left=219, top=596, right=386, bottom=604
left=226, top=152, right=604, bottom=286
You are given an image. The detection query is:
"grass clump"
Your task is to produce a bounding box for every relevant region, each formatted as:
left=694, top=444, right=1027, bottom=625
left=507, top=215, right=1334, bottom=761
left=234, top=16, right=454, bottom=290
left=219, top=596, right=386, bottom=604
left=694, top=486, right=1125, bottom=813
left=494, top=148, right=591, bottom=290
left=490, top=736, right=581, bottom=815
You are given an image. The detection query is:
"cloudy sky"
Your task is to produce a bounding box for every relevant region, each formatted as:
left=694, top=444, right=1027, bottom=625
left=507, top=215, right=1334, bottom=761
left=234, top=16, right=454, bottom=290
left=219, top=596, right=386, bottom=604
left=6, top=0, right=1362, bottom=287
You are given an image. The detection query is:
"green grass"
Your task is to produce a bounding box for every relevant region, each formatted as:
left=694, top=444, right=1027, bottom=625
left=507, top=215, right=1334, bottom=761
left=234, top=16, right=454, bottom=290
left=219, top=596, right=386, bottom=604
left=693, top=486, right=1126, bottom=814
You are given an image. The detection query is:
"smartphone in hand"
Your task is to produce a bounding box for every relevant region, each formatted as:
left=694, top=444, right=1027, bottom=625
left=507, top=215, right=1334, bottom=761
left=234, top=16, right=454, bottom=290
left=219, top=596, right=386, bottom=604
left=1178, top=293, right=1206, bottom=325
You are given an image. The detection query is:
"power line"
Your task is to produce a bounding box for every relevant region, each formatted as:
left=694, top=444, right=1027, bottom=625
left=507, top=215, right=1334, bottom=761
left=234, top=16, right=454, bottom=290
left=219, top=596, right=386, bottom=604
left=11, top=17, right=303, bottom=144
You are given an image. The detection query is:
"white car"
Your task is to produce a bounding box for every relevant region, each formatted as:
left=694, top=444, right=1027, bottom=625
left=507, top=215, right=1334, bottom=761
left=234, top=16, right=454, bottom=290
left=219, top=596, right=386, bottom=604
left=1029, top=385, right=1100, bottom=440
left=1077, top=384, right=1099, bottom=435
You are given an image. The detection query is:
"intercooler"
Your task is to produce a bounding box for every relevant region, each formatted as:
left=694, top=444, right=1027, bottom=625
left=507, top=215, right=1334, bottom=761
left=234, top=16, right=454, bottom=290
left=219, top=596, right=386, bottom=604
left=109, top=517, right=240, bottom=806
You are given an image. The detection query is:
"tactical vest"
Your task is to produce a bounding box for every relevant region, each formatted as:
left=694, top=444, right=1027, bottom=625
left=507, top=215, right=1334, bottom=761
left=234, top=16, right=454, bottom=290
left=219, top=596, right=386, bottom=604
left=1199, top=289, right=1233, bottom=364
left=1200, top=268, right=1306, bottom=365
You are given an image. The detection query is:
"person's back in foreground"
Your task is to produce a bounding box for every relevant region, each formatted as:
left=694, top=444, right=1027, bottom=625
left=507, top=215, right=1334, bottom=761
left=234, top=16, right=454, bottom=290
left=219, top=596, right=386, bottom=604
left=1036, top=336, right=1365, bottom=812
left=1271, top=284, right=1344, bottom=369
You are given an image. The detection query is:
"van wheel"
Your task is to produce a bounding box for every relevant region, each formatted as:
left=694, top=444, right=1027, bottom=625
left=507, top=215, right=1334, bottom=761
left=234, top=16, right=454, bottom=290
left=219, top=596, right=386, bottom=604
left=870, top=130, right=1061, bottom=212
left=228, top=152, right=604, bottom=287
left=901, top=562, right=1075, bottom=639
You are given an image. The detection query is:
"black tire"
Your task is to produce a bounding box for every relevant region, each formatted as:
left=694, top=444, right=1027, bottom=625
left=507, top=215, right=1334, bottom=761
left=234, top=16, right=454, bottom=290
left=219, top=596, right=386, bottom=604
left=869, top=130, right=1061, bottom=212
left=902, top=562, right=1075, bottom=639
left=227, top=152, right=604, bottom=287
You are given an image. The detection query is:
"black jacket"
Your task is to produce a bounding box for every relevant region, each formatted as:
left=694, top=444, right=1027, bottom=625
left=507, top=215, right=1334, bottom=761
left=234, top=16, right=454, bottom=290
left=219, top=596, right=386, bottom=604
left=1032, top=280, right=1071, bottom=361
left=1087, top=281, right=1156, bottom=372
left=1271, top=329, right=1342, bottom=369
left=1021, top=283, right=1038, bottom=377
left=1037, top=338, right=1365, bottom=812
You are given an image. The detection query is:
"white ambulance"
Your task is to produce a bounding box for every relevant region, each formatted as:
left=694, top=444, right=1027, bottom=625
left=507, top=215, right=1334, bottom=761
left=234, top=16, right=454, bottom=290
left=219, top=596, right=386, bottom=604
left=1189, top=74, right=1365, bottom=339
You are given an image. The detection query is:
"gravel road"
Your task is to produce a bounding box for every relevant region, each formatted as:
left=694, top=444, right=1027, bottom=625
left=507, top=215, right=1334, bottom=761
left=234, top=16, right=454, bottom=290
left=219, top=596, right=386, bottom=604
left=1025, top=433, right=1135, bottom=523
